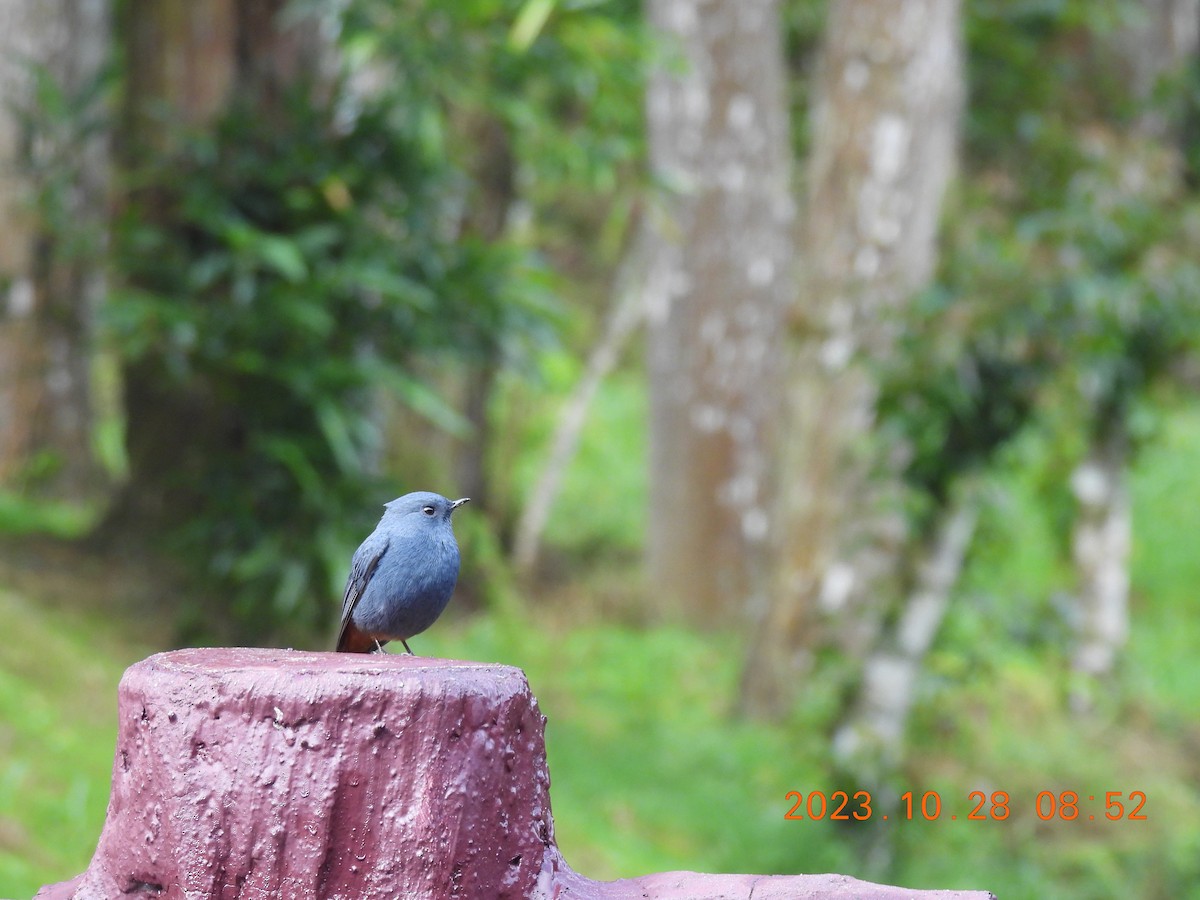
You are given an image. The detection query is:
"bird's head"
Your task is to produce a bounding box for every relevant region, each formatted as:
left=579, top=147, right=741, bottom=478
left=384, top=492, right=470, bottom=525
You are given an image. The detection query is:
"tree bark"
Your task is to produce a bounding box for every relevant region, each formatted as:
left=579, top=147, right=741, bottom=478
left=1117, top=0, right=1200, bottom=138
left=456, top=114, right=517, bottom=518
left=1068, top=433, right=1131, bottom=706
left=1064, top=0, right=1200, bottom=708
left=740, top=0, right=963, bottom=717
left=120, top=0, right=237, bottom=159
left=833, top=492, right=978, bottom=766
left=0, top=0, right=109, bottom=501
left=644, top=0, right=795, bottom=623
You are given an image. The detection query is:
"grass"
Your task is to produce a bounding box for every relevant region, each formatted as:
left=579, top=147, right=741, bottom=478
left=1128, top=411, right=1200, bottom=714
left=1, top=402, right=1198, bottom=898
left=0, top=587, right=152, bottom=894
left=502, top=354, right=647, bottom=559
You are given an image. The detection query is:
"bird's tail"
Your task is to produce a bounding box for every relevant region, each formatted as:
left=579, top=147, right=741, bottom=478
left=335, top=622, right=385, bottom=653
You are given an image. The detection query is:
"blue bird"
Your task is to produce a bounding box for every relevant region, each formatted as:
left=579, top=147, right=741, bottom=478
left=336, top=492, right=469, bottom=654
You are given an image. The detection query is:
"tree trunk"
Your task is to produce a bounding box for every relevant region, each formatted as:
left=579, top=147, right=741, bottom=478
left=1068, top=432, right=1131, bottom=709
left=740, top=0, right=963, bottom=717
left=829, top=491, right=977, bottom=872
left=0, top=0, right=109, bottom=501
left=120, top=1, right=237, bottom=159
left=644, top=0, right=795, bottom=623
left=833, top=492, right=978, bottom=766
left=456, top=113, right=517, bottom=518
left=1117, top=0, right=1200, bottom=139
left=1064, top=0, right=1200, bottom=709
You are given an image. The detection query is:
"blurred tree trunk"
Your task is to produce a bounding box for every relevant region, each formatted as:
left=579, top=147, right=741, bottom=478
left=831, top=482, right=976, bottom=873
left=111, top=0, right=238, bottom=531
left=454, top=113, right=516, bottom=610
left=1118, top=0, right=1199, bottom=139
left=456, top=114, right=516, bottom=515
left=644, top=0, right=795, bottom=622
left=1067, top=0, right=1199, bottom=708
left=1068, top=430, right=1131, bottom=698
left=831, top=487, right=977, bottom=776
left=740, top=0, right=963, bottom=717
left=0, top=0, right=109, bottom=501
left=110, top=0, right=328, bottom=531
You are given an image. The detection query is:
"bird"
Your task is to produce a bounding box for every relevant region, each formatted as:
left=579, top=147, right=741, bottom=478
left=335, top=492, right=469, bottom=654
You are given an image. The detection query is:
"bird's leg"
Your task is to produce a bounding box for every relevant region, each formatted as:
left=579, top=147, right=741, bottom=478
left=373, top=639, right=385, bottom=654
left=401, top=639, right=414, bottom=655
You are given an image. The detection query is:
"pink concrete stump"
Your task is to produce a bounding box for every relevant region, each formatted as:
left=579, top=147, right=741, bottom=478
left=35, top=649, right=993, bottom=899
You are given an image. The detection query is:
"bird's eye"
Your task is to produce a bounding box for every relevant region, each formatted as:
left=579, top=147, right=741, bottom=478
left=422, top=505, right=436, bottom=516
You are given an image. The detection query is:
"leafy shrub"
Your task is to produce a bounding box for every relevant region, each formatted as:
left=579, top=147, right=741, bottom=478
left=108, top=86, right=550, bottom=639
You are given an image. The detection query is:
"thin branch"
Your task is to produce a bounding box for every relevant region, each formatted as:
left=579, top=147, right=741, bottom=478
left=511, top=226, right=647, bottom=579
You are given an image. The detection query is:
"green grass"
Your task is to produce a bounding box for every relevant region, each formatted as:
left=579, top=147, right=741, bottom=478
left=502, top=354, right=647, bottom=558
left=1128, top=411, right=1200, bottom=714
left=0, top=588, right=149, bottom=895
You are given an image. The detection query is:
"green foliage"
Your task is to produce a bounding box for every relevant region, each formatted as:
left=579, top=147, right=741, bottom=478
left=502, top=357, right=647, bottom=560
left=879, top=0, right=1200, bottom=527
left=1126, top=409, right=1200, bottom=714
left=965, top=0, right=1135, bottom=194
left=1019, top=138, right=1200, bottom=438
left=783, top=0, right=831, bottom=156
left=103, top=0, right=652, bottom=639
left=108, top=81, right=554, bottom=637
left=8, top=61, right=110, bottom=270
left=904, top=403, right=1200, bottom=899
left=335, top=0, right=652, bottom=546
left=339, top=0, right=649, bottom=229
left=0, top=492, right=98, bottom=538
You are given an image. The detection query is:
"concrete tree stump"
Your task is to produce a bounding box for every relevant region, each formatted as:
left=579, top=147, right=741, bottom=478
left=36, top=649, right=992, bottom=899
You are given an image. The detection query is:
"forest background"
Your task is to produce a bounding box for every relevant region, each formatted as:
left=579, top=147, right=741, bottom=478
left=1, top=1, right=1198, bottom=898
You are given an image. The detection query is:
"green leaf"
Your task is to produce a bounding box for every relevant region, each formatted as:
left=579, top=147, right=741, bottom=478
left=273, top=560, right=309, bottom=614
left=315, top=400, right=362, bottom=474
left=366, top=362, right=473, bottom=437
left=258, top=436, right=323, bottom=499
left=256, top=234, right=308, bottom=283
left=509, top=0, right=556, bottom=51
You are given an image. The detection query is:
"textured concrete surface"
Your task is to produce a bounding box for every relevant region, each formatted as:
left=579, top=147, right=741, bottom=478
left=36, top=649, right=993, bottom=899
left=39, top=649, right=551, bottom=899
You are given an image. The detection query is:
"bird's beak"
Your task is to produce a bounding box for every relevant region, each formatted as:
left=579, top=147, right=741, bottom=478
left=451, top=497, right=470, bottom=512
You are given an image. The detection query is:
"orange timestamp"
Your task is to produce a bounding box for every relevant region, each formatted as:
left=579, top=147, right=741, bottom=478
left=783, top=790, right=1148, bottom=822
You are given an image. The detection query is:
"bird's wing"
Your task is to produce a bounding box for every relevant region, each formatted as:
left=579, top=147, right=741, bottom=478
left=336, top=531, right=389, bottom=649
